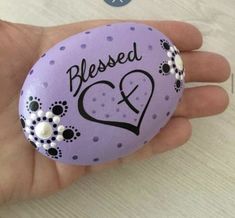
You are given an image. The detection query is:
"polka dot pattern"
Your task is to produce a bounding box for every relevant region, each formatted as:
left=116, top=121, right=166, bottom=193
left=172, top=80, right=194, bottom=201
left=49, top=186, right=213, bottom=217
left=19, top=22, right=184, bottom=165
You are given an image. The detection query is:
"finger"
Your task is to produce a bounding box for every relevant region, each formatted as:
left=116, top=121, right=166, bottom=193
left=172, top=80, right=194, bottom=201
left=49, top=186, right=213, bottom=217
left=182, top=51, right=231, bottom=82
left=46, top=20, right=202, bottom=51
left=174, top=85, right=229, bottom=118
left=89, top=117, right=191, bottom=171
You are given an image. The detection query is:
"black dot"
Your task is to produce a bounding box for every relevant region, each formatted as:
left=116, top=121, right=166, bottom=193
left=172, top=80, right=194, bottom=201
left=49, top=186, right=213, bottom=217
left=52, top=105, right=63, bottom=115
left=163, top=42, right=170, bottom=50
left=62, top=101, right=67, bottom=105
left=93, top=136, right=99, bottom=142
left=54, top=131, right=58, bottom=135
left=53, top=124, right=57, bottom=128
left=130, top=27, right=135, bottom=31
left=33, top=121, right=36, bottom=125
left=47, top=140, right=51, bottom=143
left=30, top=141, right=37, bottom=148
left=105, top=114, right=110, bottom=118
left=165, top=95, right=170, bottom=101
left=37, top=117, right=41, bottom=121
left=117, top=143, right=123, bottom=148
left=20, top=118, right=25, bottom=128
left=40, top=140, right=44, bottom=143
left=30, top=126, right=34, bottom=130
left=176, top=80, right=181, bottom=88
left=163, top=64, right=170, bottom=73
left=72, top=155, right=78, bottom=160
left=63, top=129, right=74, bottom=139
left=49, top=118, right=53, bottom=122
left=48, top=148, right=58, bottom=156
left=29, top=96, right=33, bottom=101
left=76, top=132, right=80, bottom=137
left=52, top=137, right=56, bottom=141
left=29, top=101, right=39, bottom=111
left=166, top=112, right=170, bottom=116
left=93, top=158, right=99, bottom=162
left=43, top=117, right=46, bottom=120
left=30, top=132, right=34, bottom=135
left=173, top=64, right=176, bottom=68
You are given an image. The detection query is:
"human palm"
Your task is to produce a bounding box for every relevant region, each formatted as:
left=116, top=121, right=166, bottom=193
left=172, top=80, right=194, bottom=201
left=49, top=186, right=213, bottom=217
left=0, top=20, right=230, bottom=204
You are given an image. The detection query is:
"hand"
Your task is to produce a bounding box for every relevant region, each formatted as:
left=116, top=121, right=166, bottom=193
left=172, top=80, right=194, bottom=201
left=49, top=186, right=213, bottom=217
left=0, top=20, right=230, bottom=204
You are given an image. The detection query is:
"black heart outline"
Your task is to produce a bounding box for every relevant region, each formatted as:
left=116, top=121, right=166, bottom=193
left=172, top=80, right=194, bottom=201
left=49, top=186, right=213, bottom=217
left=77, top=69, right=155, bottom=135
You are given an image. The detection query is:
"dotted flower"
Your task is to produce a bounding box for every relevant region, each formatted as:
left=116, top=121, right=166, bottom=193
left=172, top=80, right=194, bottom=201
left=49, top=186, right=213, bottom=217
left=20, top=96, right=80, bottom=159
left=159, top=39, right=185, bottom=92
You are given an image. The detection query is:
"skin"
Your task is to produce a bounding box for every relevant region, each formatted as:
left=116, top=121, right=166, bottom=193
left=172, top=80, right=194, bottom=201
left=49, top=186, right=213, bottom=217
left=0, top=19, right=230, bottom=205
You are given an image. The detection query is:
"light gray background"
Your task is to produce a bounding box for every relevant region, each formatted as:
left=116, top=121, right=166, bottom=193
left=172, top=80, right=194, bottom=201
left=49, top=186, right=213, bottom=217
left=0, top=0, right=235, bottom=217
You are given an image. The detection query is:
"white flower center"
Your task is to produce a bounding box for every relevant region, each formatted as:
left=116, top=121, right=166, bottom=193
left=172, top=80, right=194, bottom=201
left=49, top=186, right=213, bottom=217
left=175, top=54, right=183, bottom=71
left=35, top=121, right=53, bottom=139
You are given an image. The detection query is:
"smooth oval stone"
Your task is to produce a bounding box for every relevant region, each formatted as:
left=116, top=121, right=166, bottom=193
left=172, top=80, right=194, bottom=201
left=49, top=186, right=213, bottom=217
left=19, top=22, right=185, bottom=165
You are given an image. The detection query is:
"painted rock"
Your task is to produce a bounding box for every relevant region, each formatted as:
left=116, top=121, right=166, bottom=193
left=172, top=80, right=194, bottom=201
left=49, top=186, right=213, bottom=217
left=19, top=22, right=185, bottom=165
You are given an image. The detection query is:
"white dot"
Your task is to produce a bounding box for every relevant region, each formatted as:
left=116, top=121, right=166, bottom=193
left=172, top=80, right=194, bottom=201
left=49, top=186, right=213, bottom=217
left=43, top=144, right=49, bottom=149
left=46, top=111, right=53, bottom=118
left=168, top=60, right=173, bottom=66
left=30, top=113, right=37, bottom=120
left=26, top=119, right=32, bottom=126
left=167, top=51, right=172, bottom=57
left=174, top=45, right=178, bottom=51
left=37, top=110, right=44, bottom=117
left=56, top=135, right=63, bottom=141
left=57, top=125, right=65, bottom=133
left=35, top=121, right=53, bottom=139
left=36, top=142, right=41, bottom=147
left=170, top=46, right=174, bottom=52
left=25, top=127, right=31, bottom=133
left=50, top=142, right=57, bottom=148
left=28, top=135, right=34, bottom=141
left=170, top=68, right=175, bottom=74
left=180, top=75, right=184, bottom=80
left=53, top=116, right=60, bottom=124
left=175, top=73, right=180, bottom=80
left=175, top=54, right=183, bottom=71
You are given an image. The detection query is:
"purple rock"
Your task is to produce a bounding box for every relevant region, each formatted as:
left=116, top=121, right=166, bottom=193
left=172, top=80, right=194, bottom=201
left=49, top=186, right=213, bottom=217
left=19, top=22, right=185, bottom=165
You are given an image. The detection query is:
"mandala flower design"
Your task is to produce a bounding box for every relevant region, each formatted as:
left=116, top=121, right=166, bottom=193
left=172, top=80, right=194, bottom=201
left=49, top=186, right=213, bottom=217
left=159, top=39, right=185, bottom=92
left=20, top=96, right=80, bottom=159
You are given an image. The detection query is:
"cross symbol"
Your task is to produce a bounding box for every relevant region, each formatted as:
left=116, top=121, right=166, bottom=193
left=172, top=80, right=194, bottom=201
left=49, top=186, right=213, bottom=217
left=117, top=85, right=139, bottom=114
